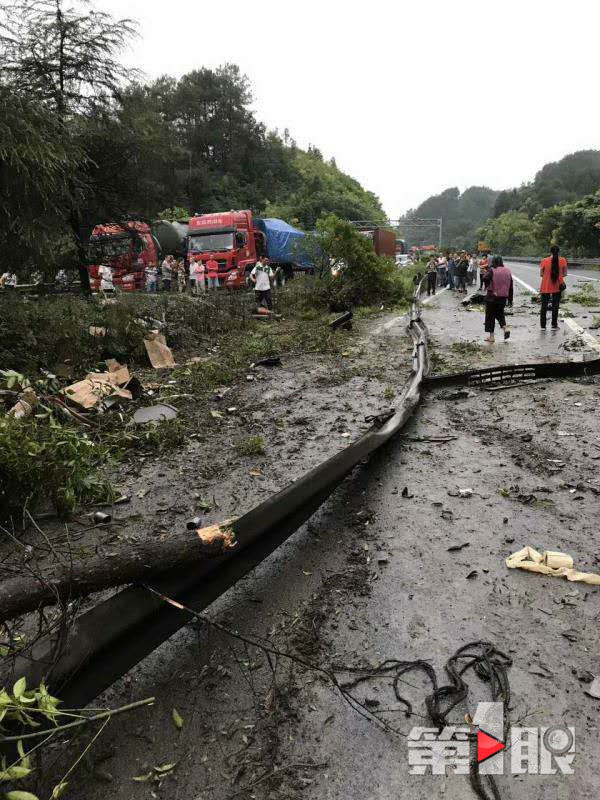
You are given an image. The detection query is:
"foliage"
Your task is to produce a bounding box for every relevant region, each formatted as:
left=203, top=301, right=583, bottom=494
left=494, top=150, right=600, bottom=219
left=303, top=215, right=415, bottom=309
left=263, top=148, right=386, bottom=229
left=0, top=0, right=138, bottom=116
left=567, top=283, right=600, bottom=306
left=402, top=186, right=498, bottom=249
left=0, top=414, right=114, bottom=518
left=0, top=87, right=85, bottom=274
left=235, top=436, right=266, bottom=456
left=476, top=211, right=538, bottom=256
left=158, top=207, right=190, bottom=222
left=535, top=191, right=600, bottom=257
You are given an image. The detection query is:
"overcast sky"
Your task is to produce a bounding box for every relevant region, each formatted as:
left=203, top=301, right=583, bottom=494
left=103, top=0, right=600, bottom=217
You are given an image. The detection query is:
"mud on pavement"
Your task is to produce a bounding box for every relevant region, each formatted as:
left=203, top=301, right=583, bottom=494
left=38, top=285, right=600, bottom=799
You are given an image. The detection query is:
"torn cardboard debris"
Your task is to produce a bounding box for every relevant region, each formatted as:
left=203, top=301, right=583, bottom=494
left=7, top=388, right=38, bottom=419
left=63, top=362, right=132, bottom=409
left=144, top=332, right=176, bottom=369
left=506, top=546, right=600, bottom=586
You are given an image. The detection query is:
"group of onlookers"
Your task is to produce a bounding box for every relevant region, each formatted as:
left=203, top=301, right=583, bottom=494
left=425, top=245, right=569, bottom=343
left=425, top=252, right=481, bottom=296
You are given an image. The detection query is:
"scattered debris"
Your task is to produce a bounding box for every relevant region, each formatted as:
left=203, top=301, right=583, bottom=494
left=93, top=511, right=111, bottom=524
left=401, top=487, right=414, bottom=498
left=506, top=546, right=600, bottom=585
left=144, top=332, right=176, bottom=369
left=465, top=570, right=478, bottom=580
left=439, top=389, right=471, bottom=401
left=329, top=310, right=353, bottom=331
left=89, top=326, right=107, bottom=337
left=63, top=361, right=132, bottom=409
left=7, top=387, right=38, bottom=419
left=252, top=356, right=282, bottom=368
left=447, top=542, right=470, bottom=552
left=585, top=678, right=600, bottom=699
left=133, top=404, right=178, bottom=425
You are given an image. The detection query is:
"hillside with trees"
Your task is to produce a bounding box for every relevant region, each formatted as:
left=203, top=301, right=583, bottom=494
left=0, top=2, right=384, bottom=280
left=411, top=150, right=600, bottom=256
left=402, top=186, right=498, bottom=249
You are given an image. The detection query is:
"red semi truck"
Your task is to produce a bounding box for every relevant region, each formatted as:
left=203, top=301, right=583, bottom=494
left=187, top=210, right=259, bottom=288
left=87, top=219, right=186, bottom=292
left=187, top=209, right=312, bottom=287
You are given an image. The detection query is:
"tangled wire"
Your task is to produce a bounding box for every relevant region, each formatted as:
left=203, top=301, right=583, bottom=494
left=339, top=641, right=512, bottom=800
left=145, top=587, right=512, bottom=800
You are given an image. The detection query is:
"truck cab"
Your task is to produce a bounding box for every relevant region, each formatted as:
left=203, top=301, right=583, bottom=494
left=87, top=221, right=158, bottom=292
left=187, top=210, right=263, bottom=287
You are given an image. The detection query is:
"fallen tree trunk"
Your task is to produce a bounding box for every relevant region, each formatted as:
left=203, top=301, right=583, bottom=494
left=0, top=522, right=235, bottom=623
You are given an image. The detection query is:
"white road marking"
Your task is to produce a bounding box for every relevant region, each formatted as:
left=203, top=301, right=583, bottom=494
left=509, top=260, right=600, bottom=284
left=377, top=286, right=449, bottom=332
left=422, top=286, right=449, bottom=305
left=512, top=274, right=600, bottom=353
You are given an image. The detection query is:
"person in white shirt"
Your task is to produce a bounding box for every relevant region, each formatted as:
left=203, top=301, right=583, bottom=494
left=190, top=258, right=206, bottom=294
left=250, top=256, right=274, bottom=309
left=145, top=263, right=158, bottom=292
left=161, top=256, right=173, bottom=291
left=99, top=263, right=114, bottom=293
left=1, top=271, right=17, bottom=288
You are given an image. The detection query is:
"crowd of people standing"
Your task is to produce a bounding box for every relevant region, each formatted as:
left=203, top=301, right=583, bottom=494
left=424, top=245, right=568, bottom=343
left=425, top=251, right=480, bottom=296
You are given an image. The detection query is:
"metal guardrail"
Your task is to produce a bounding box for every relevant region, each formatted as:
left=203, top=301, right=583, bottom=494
left=506, top=256, right=600, bottom=269
left=19, top=281, right=431, bottom=707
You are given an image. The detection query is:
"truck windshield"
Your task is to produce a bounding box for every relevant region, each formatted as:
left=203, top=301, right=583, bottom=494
left=88, top=237, right=131, bottom=261
left=188, top=233, right=234, bottom=253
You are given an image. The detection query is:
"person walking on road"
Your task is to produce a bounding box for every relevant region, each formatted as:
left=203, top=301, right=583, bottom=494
left=206, top=254, right=220, bottom=290
left=539, top=245, right=567, bottom=330
left=426, top=257, right=437, bottom=296
left=483, top=255, right=513, bottom=343
left=251, top=255, right=274, bottom=309
left=479, top=253, right=490, bottom=289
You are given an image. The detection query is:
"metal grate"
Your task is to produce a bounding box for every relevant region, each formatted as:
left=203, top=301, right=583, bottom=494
left=468, top=364, right=537, bottom=387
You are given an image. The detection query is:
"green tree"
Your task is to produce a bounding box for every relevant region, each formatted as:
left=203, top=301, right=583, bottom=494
left=476, top=211, right=538, bottom=256
left=536, top=192, right=600, bottom=256
left=1, top=0, right=139, bottom=292
left=0, top=86, right=84, bottom=276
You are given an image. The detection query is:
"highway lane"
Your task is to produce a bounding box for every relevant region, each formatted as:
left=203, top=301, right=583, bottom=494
left=506, top=259, right=600, bottom=290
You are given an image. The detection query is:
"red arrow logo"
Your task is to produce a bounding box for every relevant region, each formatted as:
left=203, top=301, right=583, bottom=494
left=477, top=729, right=505, bottom=763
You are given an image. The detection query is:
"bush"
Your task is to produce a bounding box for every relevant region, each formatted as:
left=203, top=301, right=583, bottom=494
left=0, top=415, right=114, bottom=518
left=302, top=215, right=416, bottom=310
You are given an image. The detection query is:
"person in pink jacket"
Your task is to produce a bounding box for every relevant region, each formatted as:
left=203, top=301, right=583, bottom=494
left=482, top=255, right=513, bottom=343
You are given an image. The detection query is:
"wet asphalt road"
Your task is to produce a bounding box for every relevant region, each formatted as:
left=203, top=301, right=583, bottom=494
left=66, top=278, right=600, bottom=800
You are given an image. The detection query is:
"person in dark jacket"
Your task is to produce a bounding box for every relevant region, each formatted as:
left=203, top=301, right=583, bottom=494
left=483, top=255, right=513, bottom=343
left=455, top=253, right=469, bottom=294
left=426, top=257, right=437, bottom=296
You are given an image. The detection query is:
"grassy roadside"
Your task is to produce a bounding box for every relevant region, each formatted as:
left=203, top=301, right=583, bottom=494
left=1, top=268, right=418, bottom=520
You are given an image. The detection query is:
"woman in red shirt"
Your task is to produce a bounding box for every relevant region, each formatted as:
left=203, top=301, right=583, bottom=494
left=539, top=245, right=567, bottom=330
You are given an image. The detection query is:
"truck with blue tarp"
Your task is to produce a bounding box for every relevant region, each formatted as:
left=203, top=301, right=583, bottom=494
left=187, top=209, right=313, bottom=287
